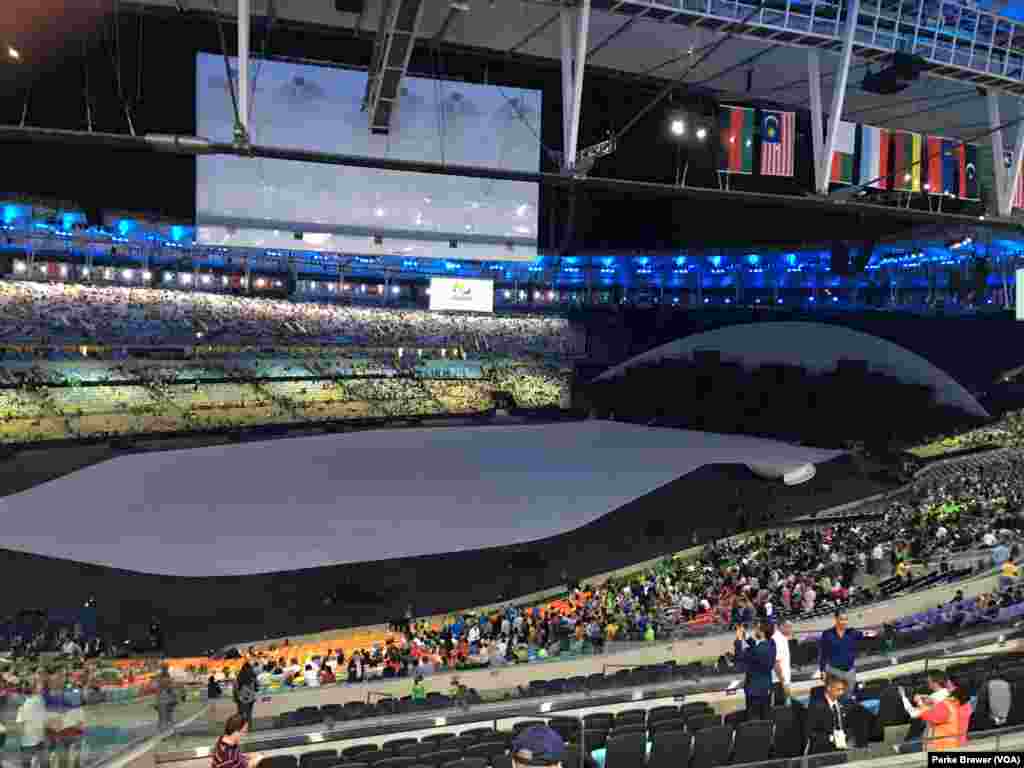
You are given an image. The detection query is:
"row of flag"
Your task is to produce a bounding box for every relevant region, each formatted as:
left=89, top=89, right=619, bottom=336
left=826, top=121, right=979, bottom=199
left=718, top=104, right=1024, bottom=209
left=719, top=106, right=795, bottom=177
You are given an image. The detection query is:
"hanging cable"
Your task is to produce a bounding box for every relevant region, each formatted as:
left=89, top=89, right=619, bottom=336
left=611, top=2, right=765, bottom=146
left=209, top=0, right=244, bottom=142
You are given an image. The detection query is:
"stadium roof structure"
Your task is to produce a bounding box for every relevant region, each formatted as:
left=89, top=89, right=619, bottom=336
left=0, top=421, right=839, bottom=576
left=128, top=0, right=1024, bottom=145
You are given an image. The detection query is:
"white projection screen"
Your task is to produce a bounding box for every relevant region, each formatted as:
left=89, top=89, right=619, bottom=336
left=429, top=277, right=494, bottom=313
left=195, top=54, right=542, bottom=261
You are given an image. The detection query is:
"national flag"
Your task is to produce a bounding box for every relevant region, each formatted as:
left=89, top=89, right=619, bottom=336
left=925, top=136, right=959, bottom=196
left=719, top=105, right=755, bottom=174
left=892, top=131, right=923, bottom=192
left=859, top=125, right=890, bottom=189
left=1005, top=149, right=1024, bottom=209
left=760, top=110, right=795, bottom=177
left=829, top=121, right=856, bottom=185
left=959, top=143, right=978, bottom=200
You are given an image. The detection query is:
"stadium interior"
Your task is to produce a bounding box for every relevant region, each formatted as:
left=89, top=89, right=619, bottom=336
left=10, top=1, right=1024, bottom=768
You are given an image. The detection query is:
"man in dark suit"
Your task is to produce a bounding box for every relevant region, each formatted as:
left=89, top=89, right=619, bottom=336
left=806, top=674, right=851, bottom=754
left=734, top=620, right=776, bottom=721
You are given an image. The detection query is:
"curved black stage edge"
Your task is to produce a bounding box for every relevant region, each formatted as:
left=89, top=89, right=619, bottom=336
left=0, top=451, right=896, bottom=656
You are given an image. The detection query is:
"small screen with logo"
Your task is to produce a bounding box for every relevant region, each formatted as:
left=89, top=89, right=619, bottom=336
left=429, top=277, right=494, bottom=313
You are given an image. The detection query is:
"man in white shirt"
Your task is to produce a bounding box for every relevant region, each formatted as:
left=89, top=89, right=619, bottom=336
left=772, top=621, right=793, bottom=706
left=16, top=681, right=49, bottom=768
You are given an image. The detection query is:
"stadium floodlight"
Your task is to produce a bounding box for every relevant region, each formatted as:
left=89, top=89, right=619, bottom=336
left=142, top=271, right=152, bottom=281
left=670, top=119, right=686, bottom=137
left=13, top=260, right=25, bottom=273
left=7, top=46, right=19, bottom=61
left=122, top=269, right=133, bottom=280
left=695, top=127, right=708, bottom=141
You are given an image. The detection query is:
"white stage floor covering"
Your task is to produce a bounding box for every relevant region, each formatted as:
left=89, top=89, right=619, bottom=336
left=0, top=422, right=842, bottom=576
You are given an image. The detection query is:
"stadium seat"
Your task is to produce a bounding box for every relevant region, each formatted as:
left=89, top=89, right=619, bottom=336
left=722, top=711, right=745, bottom=730
left=690, top=726, right=733, bottom=768
left=376, top=758, right=417, bottom=768
left=462, top=729, right=497, bottom=741
left=300, top=750, right=338, bottom=768
left=649, top=720, right=684, bottom=735
left=608, top=725, right=645, bottom=740
left=648, top=731, right=691, bottom=768
left=344, top=746, right=380, bottom=761
left=580, top=731, right=608, bottom=751
left=604, top=733, right=646, bottom=768
left=302, top=756, right=339, bottom=768
left=583, top=714, right=614, bottom=731
left=384, top=740, right=420, bottom=754
left=613, top=710, right=646, bottom=728
left=464, top=744, right=505, bottom=763
left=263, top=758, right=298, bottom=768
left=647, top=706, right=681, bottom=725
left=423, top=751, right=462, bottom=768
left=686, top=715, right=722, bottom=733
left=769, top=706, right=803, bottom=759
left=440, top=737, right=477, bottom=752
left=730, top=721, right=772, bottom=765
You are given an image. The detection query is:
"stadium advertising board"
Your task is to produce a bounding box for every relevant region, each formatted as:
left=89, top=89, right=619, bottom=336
left=429, top=277, right=494, bottom=313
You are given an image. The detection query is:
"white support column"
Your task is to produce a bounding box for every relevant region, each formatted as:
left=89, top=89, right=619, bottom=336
left=1005, top=102, right=1024, bottom=215
left=238, top=0, right=251, bottom=138
left=568, top=0, right=591, bottom=168
left=989, top=90, right=1009, bottom=216
left=818, top=0, right=860, bottom=194
left=808, top=50, right=825, bottom=194
left=559, top=8, right=575, bottom=170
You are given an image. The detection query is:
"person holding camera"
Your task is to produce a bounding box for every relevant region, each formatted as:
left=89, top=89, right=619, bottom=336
left=734, top=620, right=776, bottom=722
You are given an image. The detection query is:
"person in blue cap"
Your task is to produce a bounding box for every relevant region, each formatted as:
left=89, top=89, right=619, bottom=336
left=511, top=726, right=565, bottom=768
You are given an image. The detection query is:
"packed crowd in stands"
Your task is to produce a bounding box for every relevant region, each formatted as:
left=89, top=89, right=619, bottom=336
left=0, top=282, right=581, bottom=357
left=199, top=451, right=1024, bottom=695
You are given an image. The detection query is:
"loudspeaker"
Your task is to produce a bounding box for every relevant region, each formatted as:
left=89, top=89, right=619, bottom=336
left=830, top=241, right=850, bottom=275
left=449, top=240, right=458, bottom=249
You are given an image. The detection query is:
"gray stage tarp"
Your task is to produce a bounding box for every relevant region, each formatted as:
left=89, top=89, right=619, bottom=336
left=0, top=422, right=840, bottom=576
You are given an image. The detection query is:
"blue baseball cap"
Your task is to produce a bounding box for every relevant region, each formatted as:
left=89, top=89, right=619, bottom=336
left=512, top=727, right=565, bottom=766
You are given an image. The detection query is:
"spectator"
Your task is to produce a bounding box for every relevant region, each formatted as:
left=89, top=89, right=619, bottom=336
left=734, top=621, right=775, bottom=722
left=318, top=664, right=335, bottom=685
left=302, top=664, right=319, bottom=688
left=806, top=674, right=850, bottom=754
left=900, top=671, right=960, bottom=752
left=208, top=676, right=223, bottom=700
left=411, top=675, right=426, bottom=702
left=15, top=679, right=48, bottom=768
left=772, top=620, right=793, bottom=706
left=156, top=666, right=181, bottom=731
left=819, top=610, right=862, bottom=691
left=233, top=662, right=257, bottom=723
left=211, top=715, right=264, bottom=768
left=511, top=727, right=564, bottom=768
left=1000, top=558, right=1019, bottom=591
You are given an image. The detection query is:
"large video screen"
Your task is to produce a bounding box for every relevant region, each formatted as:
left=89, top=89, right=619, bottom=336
left=429, top=277, right=494, bottom=313
left=195, top=54, right=542, bottom=260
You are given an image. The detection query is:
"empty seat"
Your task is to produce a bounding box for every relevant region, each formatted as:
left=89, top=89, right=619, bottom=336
left=687, top=715, right=722, bottom=733
left=400, top=745, right=436, bottom=759
left=648, top=731, right=691, bottom=768
left=424, top=750, right=463, bottom=768
left=513, top=721, right=547, bottom=733
left=609, top=725, right=645, bottom=739
left=423, top=735, right=457, bottom=748
left=647, top=706, right=681, bottom=725
left=376, top=758, right=417, bottom=768
left=583, top=714, right=614, bottom=731
left=730, top=721, right=771, bottom=765
left=614, top=710, right=646, bottom=728
left=492, top=757, right=512, bottom=768
left=691, top=726, right=733, bottom=768
left=300, top=751, right=338, bottom=768
left=650, top=720, right=684, bottom=735
left=384, top=740, right=420, bottom=754
left=440, top=737, right=477, bottom=752
left=462, top=729, right=497, bottom=741
left=263, top=758, right=298, bottom=768
left=604, top=733, right=646, bottom=768
left=580, top=731, right=608, bottom=751
left=344, top=746, right=380, bottom=761
left=444, top=760, right=487, bottom=768
left=770, top=706, right=803, bottom=759
left=465, top=743, right=507, bottom=762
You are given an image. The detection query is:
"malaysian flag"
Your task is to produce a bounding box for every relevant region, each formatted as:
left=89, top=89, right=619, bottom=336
left=760, top=110, right=795, bottom=177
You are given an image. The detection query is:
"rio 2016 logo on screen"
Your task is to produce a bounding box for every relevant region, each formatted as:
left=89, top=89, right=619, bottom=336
left=430, top=278, right=494, bottom=313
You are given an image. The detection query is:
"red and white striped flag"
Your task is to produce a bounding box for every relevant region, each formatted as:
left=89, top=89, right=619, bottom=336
left=760, top=110, right=795, bottom=177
